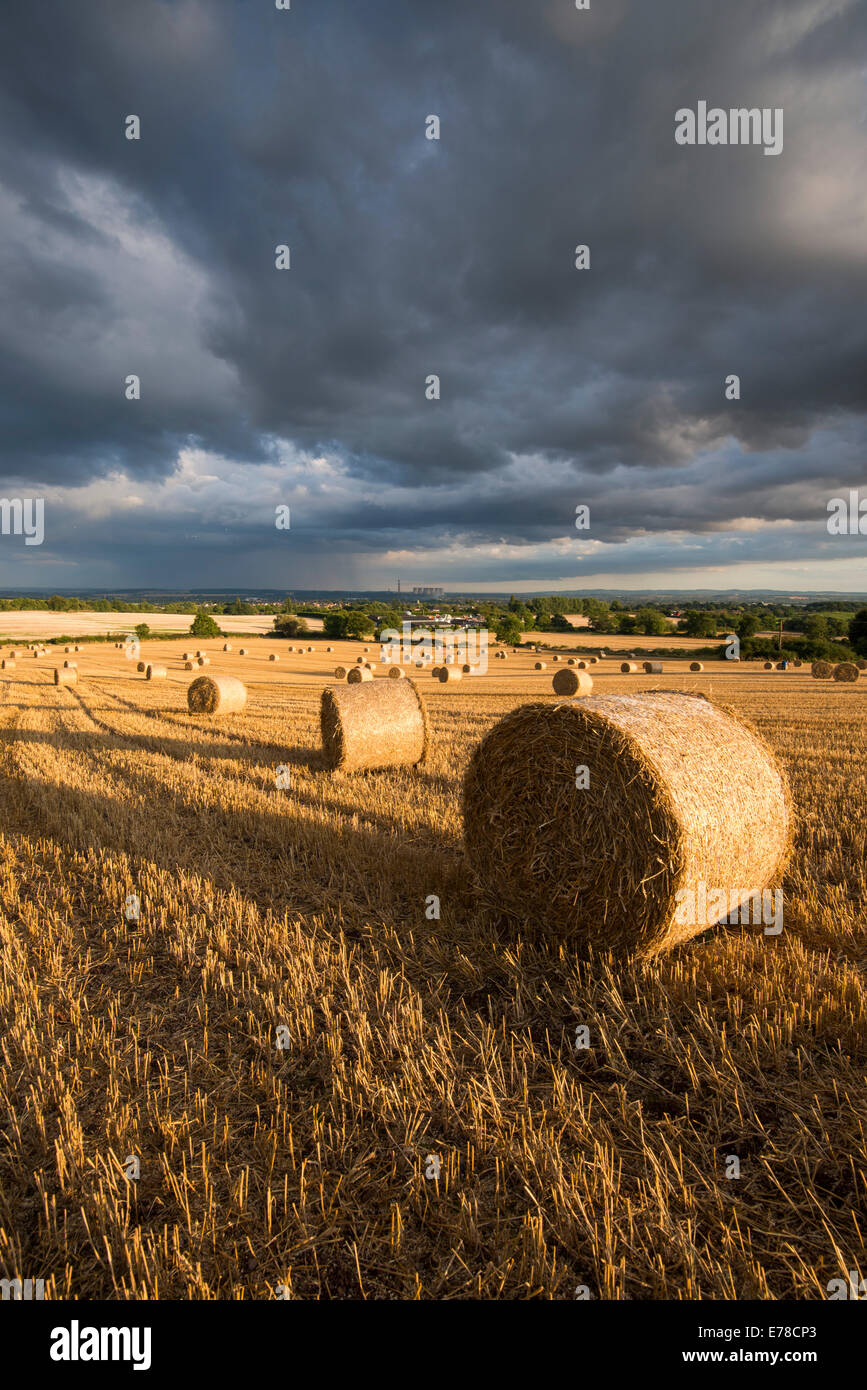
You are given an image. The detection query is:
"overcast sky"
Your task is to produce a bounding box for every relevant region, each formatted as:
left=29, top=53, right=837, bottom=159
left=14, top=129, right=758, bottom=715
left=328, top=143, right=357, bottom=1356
left=0, top=0, right=865, bottom=592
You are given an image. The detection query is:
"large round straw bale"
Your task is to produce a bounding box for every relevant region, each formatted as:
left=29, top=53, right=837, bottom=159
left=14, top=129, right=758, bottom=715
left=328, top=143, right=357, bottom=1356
left=146, top=665, right=167, bottom=680
left=347, top=666, right=373, bottom=684
left=334, top=665, right=347, bottom=678
left=857, top=659, right=867, bottom=671
left=222, top=643, right=232, bottom=651
left=439, top=665, right=463, bottom=682
left=833, top=662, right=859, bottom=682
left=463, top=692, right=791, bottom=958
left=54, top=667, right=77, bottom=685
left=534, top=661, right=547, bottom=670
left=552, top=668, right=593, bottom=697
left=269, top=653, right=279, bottom=662
left=387, top=666, right=405, bottom=679
left=643, top=662, right=663, bottom=674
left=188, top=674, right=247, bottom=714
left=321, top=677, right=429, bottom=772
left=136, top=661, right=146, bottom=672
left=197, top=656, right=210, bottom=666
left=1, top=659, right=16, bottom=669
left=184, top=660, right=196, bottom=670
left=690, top=662, right=704, bottom=672
left=763, top=661, right=774, bottom=670
left=811, top=660, right=834, bottom=679
left=620, top=662, right=639, bottom=673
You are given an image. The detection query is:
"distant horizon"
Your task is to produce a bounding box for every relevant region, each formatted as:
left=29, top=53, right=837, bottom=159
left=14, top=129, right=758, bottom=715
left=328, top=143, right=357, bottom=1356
left=0, top=586, right=865, bottom=604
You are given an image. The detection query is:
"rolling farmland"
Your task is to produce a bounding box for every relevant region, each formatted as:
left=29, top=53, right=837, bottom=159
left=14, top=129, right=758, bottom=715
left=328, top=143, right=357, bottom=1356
left=0, top=635, right=865, bottom=1299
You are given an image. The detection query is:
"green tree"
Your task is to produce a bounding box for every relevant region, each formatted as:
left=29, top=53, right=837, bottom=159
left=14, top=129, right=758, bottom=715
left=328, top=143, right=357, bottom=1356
left=273, top=615, right=309, bottom=638
left=135, top=623, right=151, bottom=640
left=493, top=614, right=523, bottom=645
left=849, top=609, right=867, bottom=656
left=190, top=610, right=222, bottom=638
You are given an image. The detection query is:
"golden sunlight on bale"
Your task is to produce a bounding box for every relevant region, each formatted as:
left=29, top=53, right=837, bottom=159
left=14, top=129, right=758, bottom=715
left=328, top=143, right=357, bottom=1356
left=320, top=677, right=429, bottom=773
left=222, top=643, right=232, bottom=651
left=387, top=666, right=405, bottom=679
left=184, top=661, right=196, bottom=670
left=63, top=661, right=77, bottom=669
left=347, top=666, right=373, bottom=684
left=832, top=662, right=859, bottom=682
left=269, top=653, right=279, bottom=662
left=463, top=691, right=791, bottom=959
left=811, top=661, right=834, bottom=679
left=239, top=648, right=248, bottom=655
left=552, top=668, right=592, bottom=697
left=54, top=667, right=77, bottom=685
left=146, top=665, right=167, bottom=680
left=689, top=662, right=704, bottom=672
left=534, top=661, right=547, bottom=670
left=764, top=662, right=774, bottom=670
left=197, top=657, right=210, bottom=667
left=334, top=665, right=347, bottom=679
left=1, top=659, right=16, bottom=669
left=187, top=675, right=247, bottom=714
left=643, top=662, right=663, bottom=674
left=621, top=662, right=639, bottom=673
left=438, top=665, right=463, bottom=682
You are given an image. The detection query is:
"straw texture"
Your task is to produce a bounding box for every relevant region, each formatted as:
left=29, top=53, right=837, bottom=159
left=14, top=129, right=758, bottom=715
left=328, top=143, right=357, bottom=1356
left=320, top=677, right=429, bottom=772
left=621, top=662, right=639, bottom=673
left=54, top=667, right=77, bottom=685
left=334, top=666, right=347, bottom=679
left=438, top=666, right=463, bottom=682
left=811, top=661, right=834, bottom=679
left=347, top=666, right=373, bottom=684
left=833, top=662, right=859, bottom=682
left=463, top=691, right=791, bottom=959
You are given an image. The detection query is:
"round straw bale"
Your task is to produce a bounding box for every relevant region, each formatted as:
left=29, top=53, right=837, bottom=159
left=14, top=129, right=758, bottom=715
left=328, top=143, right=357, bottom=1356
left=620, top=662, right=639, bottom=673
left=222, top=643, right=232, bottom=651
left=463, top=691, right=791, bottom=958
left=364, top=662, right=373, bottom=670
left=534, top=661, right=547, bottom=670
left=197, top=657, right=210, bottom=667
left=643, top=662, right=663, bottom=674
left=438, top=665, right=463, bottom=682
left=239, top=648, right=248, bottom=655
left=74, top=646, right=80, bottom=652
left=793, top=660, right=803, bottom=668
left=689, top=662, right=704, bottom=672
left=363, top=647, right=369, bottom=653
left=1, top=659, right=16, bottom=669
left=334, top=665, right=347, bottom=678
left=356, top=656, right=365, bottom=664
left=347, top=666, right=373, bottom=684
left=321, top=677, right=429, bottom=772
left=552, top=668, right=593, bottom=697
left=811, top=660, right=834, bottom=679
left=9, top=651, right=17, bottom=658
left=287, top=646, right=295, bottom=653
left=136, top=661, right=146, bottom=672
left=146, top=665, right=167, bottom=680
left=307, top=646, right=314, bottom=652
left=833, top=662, right=859, bottom=682
left=64, top=646, right=72, bottom=653
left=184, top=661, right=196, bottom=670
left=461, top=663, right=472, bottom=674
left=387, top=666, right=405, bottom=679
left=430, top=666, right=441, bottom=679
left=415, top=660, right=425, bottom=669
left=855, top=659, right=867, bottom=671
left=552, top=655, right=561, bottom=663
left=589, top=657, right=599, bottom=664
left=54, top=667, right=77, bottom=685
left=195, top=650, right=204, bottom=657
left=568, top=658, right=577, bottom=666
left=63, top=660, right=77, bottom=669
left=763, top=661, right=774, bottom=670
left=326, top=646, right=333, bottom=653
left=183, top=652, right=191, bottom=660
left=269, top=653, right=279, bottom=662
left=188, top=674, right=247, bottom=714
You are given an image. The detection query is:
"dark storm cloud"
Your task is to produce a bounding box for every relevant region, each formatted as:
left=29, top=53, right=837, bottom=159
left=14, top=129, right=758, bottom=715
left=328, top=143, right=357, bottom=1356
left=0, top=0, right=865, bottom=582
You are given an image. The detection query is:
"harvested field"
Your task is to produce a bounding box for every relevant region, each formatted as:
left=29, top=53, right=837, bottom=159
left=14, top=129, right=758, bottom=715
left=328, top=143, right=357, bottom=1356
left=0, top=635, right=864, bottom=1300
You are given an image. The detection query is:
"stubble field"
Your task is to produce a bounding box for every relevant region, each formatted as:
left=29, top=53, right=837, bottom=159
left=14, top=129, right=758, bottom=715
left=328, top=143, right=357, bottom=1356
left=0, top=635, right=864, bottom=1299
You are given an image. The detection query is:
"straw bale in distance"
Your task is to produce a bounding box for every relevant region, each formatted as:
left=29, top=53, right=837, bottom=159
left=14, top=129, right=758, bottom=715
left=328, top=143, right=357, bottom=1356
left=552, top=668, right=592, bottom=697
left=387, top=666, right=405, bottom=679
left=621, top=662, right=639, bottom=673
left=63, top=660, right=77, bottom=669
left=334, top=665, right=347, bottom=679
left=690, top=662, right=704, bottom=672
left=239, top=648, right=247, bottom=655
left=184, top=661, right=196, bottom=670
left=222, top=643, right=232, bottom=651
left=463, top=691, right=791, bottom=958
left=552, top=655, right=561, bottom=663
left=833, top=662, right=859, bottom=682
left=811, top=660, right=834, bottom=679
left=764, top=662, right=774, bottom=670
left=146, top=665, right=167, bottom=680
left=188, top=675, right=247, bottom=714
left=136, top=661, right=146, bottom=672
left=643, top=662, right=663, bottom=674
left=461, top=664, right=472, bottom=674
left=320, top=677, right=429, bottom=772
left=1, top=659, right=15, bottom=669
left=54, top=667, right=77, bottom=685
left=197, top=657, right=210, bottom=666
left=269, top=654, right=279, bottom=662
left=856, top=659, right=867, bottom=671
left=347, top=666, right=373, bottom=684
left=438, top=666, right=463, bottom=682
left=534, top=661, right=547, bottom=670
